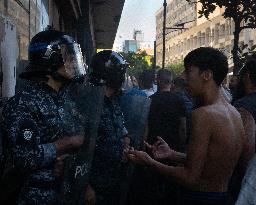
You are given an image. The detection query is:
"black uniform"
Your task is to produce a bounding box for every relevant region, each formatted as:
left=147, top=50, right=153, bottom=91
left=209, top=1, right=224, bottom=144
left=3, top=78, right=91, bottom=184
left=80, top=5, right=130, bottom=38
left=2, top=82, right=84, bottom=205
left=89, top=96, right=128, bottom=205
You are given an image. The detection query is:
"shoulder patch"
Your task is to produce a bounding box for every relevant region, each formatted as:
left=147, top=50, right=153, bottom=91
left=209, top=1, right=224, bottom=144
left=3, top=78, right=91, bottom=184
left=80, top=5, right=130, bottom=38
left=23, top=129, right=33, bottom=141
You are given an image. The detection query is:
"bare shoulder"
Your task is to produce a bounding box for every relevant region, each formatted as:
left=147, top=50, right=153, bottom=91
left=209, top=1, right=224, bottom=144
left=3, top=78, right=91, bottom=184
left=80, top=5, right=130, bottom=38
left=196, top=103, right=240, bottom=117
left=192, top=103, right=242, bottom=128
left=191, top=107, right=214, bottom=130
left=191, top=106, right=215, bottom=121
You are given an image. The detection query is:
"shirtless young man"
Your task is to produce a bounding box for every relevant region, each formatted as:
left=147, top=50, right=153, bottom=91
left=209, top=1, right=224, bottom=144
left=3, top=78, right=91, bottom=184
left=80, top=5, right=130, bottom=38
left=125, top=47, right=245, bottom=205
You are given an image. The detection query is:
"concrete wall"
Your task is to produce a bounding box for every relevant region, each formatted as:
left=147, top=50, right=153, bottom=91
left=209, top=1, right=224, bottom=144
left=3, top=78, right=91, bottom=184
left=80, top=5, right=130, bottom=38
left=0, top=0, right=65, bottom=96
left=0, top=15, right=19, bottom=98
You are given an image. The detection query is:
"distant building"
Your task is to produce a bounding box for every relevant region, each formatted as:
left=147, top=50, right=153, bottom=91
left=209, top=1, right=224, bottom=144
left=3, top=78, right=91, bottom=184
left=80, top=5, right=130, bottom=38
left=123, top=30, right=144, bottom=53
left=123, top=30, right=154, bottom=55
left=123, top=40, right=139, bottom=53
left=133, top=30, right=144, bottom=42
left=155, top=0, right=256, bottom=70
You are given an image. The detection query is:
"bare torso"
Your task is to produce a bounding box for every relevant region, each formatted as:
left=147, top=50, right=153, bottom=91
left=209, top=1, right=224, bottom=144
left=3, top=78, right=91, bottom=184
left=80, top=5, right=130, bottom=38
left=190, top=100, right=244, bottom=192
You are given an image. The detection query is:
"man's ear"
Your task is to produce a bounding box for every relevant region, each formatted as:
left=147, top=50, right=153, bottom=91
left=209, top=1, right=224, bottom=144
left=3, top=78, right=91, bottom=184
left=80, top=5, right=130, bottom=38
left=202, top=69, right=213, bottom=81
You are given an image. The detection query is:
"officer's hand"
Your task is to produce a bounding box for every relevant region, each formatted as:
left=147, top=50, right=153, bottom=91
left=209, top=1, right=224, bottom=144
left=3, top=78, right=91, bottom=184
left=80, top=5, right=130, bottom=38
left=85, top=185, right=96, bottom=205
left=53, top=154, right=70, bottom=179
left=54, top=135, right=85, bottom=156
left=123, top=145, right=134, bottom=163
left=122, top=136, right=131, bottom=163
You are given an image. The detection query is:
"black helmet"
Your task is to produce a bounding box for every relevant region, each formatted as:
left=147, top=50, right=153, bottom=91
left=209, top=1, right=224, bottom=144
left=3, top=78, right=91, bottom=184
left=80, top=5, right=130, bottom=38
left=89, top=50, right=128, bottom=90
left=20, top=30, right=86, bottom=82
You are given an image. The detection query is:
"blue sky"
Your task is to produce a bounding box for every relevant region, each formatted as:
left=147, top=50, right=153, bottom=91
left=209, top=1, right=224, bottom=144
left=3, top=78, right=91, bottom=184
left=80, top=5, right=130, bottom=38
left=114, top=0, right=163, bottom=48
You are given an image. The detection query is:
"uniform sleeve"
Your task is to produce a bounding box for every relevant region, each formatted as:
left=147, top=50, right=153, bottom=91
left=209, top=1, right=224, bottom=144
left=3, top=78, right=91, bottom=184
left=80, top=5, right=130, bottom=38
left=3, top=104, right=57, bottom=172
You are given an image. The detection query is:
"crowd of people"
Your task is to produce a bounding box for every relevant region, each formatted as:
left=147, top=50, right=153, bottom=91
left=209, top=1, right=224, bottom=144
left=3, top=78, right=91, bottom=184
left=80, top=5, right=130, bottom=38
left=0, top=29, right=256, bottom=205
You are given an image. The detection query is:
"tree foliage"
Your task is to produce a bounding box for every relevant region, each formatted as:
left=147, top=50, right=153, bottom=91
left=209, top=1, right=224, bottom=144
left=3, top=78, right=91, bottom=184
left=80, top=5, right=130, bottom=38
left=120, top=51, right=153, bottom=77
left=166, top=62, right=185, bottom=78
left=187, top=0, right=256, bottom=73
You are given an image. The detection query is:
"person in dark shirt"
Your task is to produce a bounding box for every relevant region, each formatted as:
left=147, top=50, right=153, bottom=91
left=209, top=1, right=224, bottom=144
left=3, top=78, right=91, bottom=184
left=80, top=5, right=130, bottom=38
left=172, top=76, right=193, bottom=140
left=230, top=55, right=256, bottom=200
left=149, top=70, right=188, bottom=205
left=148, top=70, right=188, bottom=150
left=128, top=69, right=188, bottom=205
left=234, top=55, right=256, bottom=121
left=172, top=77, right=193, bottom=114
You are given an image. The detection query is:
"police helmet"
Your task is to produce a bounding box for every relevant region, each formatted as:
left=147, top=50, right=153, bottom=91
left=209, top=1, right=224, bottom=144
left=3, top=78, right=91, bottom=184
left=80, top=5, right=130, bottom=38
left=20, top=30, right=86, bottom=82
left=89, top=50, right=128, bottom=90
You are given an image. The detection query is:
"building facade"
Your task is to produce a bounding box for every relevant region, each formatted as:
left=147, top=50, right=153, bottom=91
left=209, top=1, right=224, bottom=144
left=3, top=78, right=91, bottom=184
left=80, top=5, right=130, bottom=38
left=155, top=0, right=256, bottom=70
left=123, top=40, right=139, bottom=53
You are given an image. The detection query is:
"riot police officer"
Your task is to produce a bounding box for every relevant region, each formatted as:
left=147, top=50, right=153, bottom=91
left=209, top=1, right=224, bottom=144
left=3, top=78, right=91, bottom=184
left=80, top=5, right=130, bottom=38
left=85, top=50, right=130, bottom=205
left=2, top=30, right=86, bottom=205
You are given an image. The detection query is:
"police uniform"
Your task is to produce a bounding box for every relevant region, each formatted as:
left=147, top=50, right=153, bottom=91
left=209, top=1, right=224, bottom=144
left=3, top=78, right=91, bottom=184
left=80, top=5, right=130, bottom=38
left=2, top=82, right=84, bottom=205
left=89, top=95, right=128, bottom=205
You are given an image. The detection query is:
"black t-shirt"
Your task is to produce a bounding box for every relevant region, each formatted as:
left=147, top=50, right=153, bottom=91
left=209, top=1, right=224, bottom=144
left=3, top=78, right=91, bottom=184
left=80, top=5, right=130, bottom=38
left=148, top=91, right=187, bottom=151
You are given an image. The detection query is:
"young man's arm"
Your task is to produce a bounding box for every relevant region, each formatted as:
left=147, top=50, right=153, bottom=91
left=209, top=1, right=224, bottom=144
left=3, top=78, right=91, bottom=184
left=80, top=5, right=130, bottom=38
left=127, top=109, right=211, bottom=188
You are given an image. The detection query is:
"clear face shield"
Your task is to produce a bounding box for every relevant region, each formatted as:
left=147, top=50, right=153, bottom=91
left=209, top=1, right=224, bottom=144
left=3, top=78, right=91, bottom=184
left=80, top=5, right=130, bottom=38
left=59, top=43, right=87, bottom=81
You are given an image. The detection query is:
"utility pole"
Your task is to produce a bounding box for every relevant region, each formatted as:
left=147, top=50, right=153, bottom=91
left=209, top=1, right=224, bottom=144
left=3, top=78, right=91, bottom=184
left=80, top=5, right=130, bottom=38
left=162, top=0, right=167, bottom=69
left=153, top=40, right=156, bottom=70
left=28, top=0, right=31, bottom=41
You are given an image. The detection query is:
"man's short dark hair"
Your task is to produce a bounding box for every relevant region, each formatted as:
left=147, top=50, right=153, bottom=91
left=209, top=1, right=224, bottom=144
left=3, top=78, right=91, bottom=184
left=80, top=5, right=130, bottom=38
left=184, top=47, right=228, bottom=86
left=240, top=55, right=256, bottom=85
left=139, top=70, right=154, bottom=89
left=157, top=69, right=172, bottom=85
left=173, top=77, right=185, bottom=88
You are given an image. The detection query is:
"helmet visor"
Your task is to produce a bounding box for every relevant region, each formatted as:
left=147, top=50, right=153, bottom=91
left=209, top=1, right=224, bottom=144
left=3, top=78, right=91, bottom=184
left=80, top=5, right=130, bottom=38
left=60, top=43, right=86, bottom=80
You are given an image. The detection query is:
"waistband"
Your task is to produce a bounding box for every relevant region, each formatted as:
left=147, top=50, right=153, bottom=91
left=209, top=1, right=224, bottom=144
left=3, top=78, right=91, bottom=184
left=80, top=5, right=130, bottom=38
left=182, top=190, right=229, bottom=202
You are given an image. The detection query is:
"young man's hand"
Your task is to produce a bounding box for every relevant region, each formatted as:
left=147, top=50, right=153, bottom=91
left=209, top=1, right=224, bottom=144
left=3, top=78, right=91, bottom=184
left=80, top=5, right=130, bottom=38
left=145, top=136, right=173, bottom=160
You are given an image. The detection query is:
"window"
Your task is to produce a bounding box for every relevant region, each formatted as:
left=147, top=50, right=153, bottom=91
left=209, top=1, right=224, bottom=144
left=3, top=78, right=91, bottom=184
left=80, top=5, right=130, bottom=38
left=220, top=24, right=225, bottom=39
left=214, top=24, right=220, bottom=42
